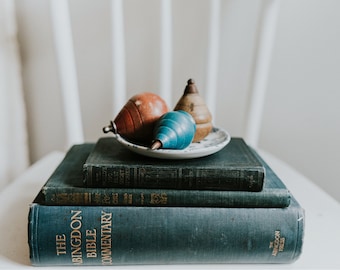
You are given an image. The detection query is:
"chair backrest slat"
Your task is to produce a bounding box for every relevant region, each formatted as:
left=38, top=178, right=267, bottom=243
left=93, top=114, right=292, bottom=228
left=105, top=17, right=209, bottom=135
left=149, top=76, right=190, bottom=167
left=50, top=0, right=84, bottom=147
left=160, top=0, right=173, bottom=106
left=111, top=0, right=127, bottom=117
left=205, top=0, right=221, bottom=122
left=245, top=0, right=280, bottom=148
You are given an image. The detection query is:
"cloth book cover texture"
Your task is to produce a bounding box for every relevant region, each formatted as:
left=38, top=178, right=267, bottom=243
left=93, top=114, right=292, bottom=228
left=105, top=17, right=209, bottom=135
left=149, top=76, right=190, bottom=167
left=41, top=142, right=290, bottom=208
left=83, top=137, right=265, bottom=191
left=28, top=195, right=304, bottom=266
left=28, top=138, right=304, bottom=266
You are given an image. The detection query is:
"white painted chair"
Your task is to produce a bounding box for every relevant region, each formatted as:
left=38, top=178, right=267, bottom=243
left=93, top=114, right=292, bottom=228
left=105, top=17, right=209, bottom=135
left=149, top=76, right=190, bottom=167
left=0, top=0, right=339, bottom=269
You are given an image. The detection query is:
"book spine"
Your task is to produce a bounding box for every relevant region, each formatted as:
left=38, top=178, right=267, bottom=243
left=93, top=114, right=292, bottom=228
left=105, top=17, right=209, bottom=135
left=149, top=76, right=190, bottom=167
left=83, top=165, right=264, bottom=191
left=42, top=187, right=290, bottom=208
left=28, top=203, right=304, bottom=266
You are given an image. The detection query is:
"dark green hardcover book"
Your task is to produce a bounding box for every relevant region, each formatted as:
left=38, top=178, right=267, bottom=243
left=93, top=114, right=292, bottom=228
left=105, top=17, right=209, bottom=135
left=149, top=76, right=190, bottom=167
left=28, top=195, right=304, bottom=266
left=41, top=143, right=290, bottom=208
left=83, top=137, right=265, bottom=191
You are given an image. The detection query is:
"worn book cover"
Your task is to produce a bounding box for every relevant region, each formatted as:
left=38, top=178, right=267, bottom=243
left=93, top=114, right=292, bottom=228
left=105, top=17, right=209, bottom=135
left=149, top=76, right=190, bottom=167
left=28, top=193, right=304, bottom=266
left=41, top=142, right=290, bottom=208
left=83, top=137, right=266, bottom=191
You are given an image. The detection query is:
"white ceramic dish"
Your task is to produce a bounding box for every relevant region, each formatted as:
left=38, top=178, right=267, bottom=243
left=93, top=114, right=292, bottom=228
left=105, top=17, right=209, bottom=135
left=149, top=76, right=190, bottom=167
left=113, top=127, right=231, bottom=159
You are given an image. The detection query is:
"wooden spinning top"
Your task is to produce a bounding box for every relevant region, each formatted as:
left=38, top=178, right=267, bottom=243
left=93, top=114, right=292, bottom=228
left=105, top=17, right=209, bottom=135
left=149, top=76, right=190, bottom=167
left=151, top=110, right=196, bottom=150
left=103, top=92, right=169, bottom=144
left=174, top=79, right=213, bottom=142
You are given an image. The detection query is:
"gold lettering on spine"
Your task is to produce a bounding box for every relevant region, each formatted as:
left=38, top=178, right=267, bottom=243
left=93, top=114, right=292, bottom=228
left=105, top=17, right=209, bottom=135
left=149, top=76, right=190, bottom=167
left=55, top=234, right=67, bottom=255
left=70, top=210, right=83, bottom=265
left=150, top=193, right=168, bottom=205
left=103, top=194, right=111, bottom=204
left=269, top=230, right=286, bottom=256
left=123, top=193, right=133, bottom=205
left=141, top=193, right=145, bottom=205
left=86, top=229, right=97, bottom=258
left=112, top=193, right=119, bottom=204
left=101, top=211, right=113, bottom=265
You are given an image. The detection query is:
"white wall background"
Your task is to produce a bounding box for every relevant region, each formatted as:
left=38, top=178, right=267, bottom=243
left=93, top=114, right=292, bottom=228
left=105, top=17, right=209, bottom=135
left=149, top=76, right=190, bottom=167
left=262, top=0, right=340, bottom=202
left=14, top=0, right=340, bottom=202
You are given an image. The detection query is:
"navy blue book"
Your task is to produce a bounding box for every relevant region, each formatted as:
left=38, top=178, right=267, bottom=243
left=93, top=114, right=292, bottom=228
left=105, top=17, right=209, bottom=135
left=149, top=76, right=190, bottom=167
left=41, top=143, right=290, bottom=208
left=28, top=194, right=304, bottom=266
left=83, top=137, right=265, bottom=191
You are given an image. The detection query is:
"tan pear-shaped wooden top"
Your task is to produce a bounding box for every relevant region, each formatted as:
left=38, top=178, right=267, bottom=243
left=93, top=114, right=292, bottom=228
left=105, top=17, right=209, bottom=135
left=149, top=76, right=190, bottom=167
left=174, top=79, right=213, bottom=142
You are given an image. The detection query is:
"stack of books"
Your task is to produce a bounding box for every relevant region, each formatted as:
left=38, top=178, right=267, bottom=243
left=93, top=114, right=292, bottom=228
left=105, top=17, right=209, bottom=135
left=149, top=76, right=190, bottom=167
left=28, top=137, right=304, bottom=266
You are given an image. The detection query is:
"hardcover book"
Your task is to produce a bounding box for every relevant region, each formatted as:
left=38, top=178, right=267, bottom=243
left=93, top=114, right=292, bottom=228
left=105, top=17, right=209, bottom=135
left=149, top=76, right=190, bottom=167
left=41, top=143, right=290, bottom=208
left=83, top=137, right=265, bottom=191
left=28, top=194, right=304, bottom=266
